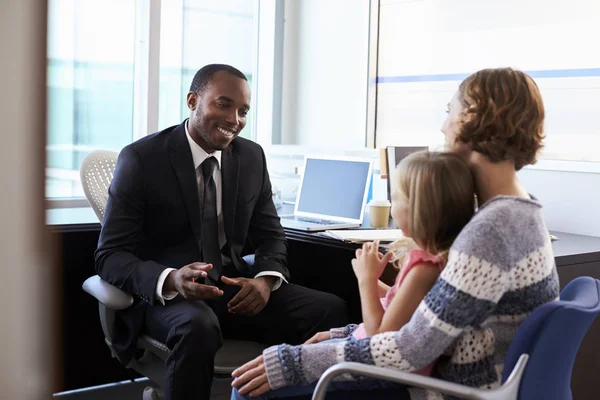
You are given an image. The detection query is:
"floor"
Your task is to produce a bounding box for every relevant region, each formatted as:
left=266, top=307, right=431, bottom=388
left=53, top=378, right=150, bottom=400
left=53, top=377, right=233, bottom=400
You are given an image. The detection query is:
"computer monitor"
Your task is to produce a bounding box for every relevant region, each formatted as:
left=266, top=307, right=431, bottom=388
left=386, top=146, right=429, bottom=197
left=294, top=156, right=373, bottom=224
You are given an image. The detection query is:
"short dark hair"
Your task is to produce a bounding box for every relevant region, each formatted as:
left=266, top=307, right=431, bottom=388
left=189, top=64, right=248, bottom=94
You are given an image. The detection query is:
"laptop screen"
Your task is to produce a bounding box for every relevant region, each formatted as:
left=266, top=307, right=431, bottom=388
left=296, top=157, right=372, bottom=220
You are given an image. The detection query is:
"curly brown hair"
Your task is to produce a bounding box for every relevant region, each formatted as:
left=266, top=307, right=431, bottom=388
left=457, top=68, right=545, bottom=170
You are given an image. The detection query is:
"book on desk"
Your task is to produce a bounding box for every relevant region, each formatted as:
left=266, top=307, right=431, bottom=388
left=321, top=229, right=558, bottom=244
left=321, top=229, right=404, bottom=243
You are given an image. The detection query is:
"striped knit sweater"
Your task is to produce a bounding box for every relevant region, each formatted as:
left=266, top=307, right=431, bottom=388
left=263, top=196, right=560, bottom=399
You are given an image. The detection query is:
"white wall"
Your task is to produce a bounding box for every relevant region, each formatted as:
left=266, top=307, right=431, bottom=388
left=0, top=1, right=57, bottom=399
left=375, top=0, right=600, bottom=237
left=519, top=168, right=600, bottom=237
left=279, top=0, right=370, bottom=148
left=375, top=0, right=600, bottom=161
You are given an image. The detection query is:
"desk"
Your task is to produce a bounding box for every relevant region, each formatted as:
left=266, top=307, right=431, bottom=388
left=48, top=207, right=600, bottom=398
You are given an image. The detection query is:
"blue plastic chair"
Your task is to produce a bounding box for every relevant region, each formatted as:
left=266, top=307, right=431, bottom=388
left=502, top=276, right=600, bottom=399
left=313, top=276, right=600, bottom=400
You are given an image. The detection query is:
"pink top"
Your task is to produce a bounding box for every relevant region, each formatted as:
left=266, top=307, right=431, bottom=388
left=352, top=249, right=444, bottom=376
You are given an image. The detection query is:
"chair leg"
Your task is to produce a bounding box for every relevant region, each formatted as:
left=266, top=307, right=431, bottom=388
left=142, top=386, right=163, bottom=400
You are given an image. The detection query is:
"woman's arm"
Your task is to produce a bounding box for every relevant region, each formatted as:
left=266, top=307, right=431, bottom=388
left=329, top=324, right=360, bottom=339
left=363, top=264, right=440, bottom=336
left=258, top=224, right=514, bottom=391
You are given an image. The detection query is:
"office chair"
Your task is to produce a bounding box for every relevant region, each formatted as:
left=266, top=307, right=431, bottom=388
left=80, top=149, right=266, bottom=400
left=313, top=276, right=600, bottom=400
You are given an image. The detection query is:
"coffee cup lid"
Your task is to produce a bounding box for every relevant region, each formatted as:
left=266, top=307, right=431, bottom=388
left=368, top=199, right=391, bottom=206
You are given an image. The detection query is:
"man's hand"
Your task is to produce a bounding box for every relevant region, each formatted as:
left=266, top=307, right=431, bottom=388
left=231, top=355, right=271, bottom=396
left=164, top=262, right=223, bottom=300
left=304, top=330, right=331, bottom=344
left=221, top=276, right=273, bottom=315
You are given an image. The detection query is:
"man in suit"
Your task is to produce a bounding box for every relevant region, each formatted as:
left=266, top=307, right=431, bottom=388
left=95, top=64, right=347, bottom=400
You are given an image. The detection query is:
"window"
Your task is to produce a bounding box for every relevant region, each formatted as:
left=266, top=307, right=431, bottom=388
left=375, top=0, right=600, bottom=164
left=46, top=0, right=258, bottom=200
left=275, top=0, right=370, bottom=148
left=158, top=0, right=257, bottom=135
left=46, top=0, right=136, bottom=198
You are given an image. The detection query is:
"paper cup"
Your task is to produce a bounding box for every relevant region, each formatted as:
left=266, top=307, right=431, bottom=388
left=369, top=200, right=391, bottom=228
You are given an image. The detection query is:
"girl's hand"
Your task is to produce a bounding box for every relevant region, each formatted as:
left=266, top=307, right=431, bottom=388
left=351, top=240, right=393, bottom=283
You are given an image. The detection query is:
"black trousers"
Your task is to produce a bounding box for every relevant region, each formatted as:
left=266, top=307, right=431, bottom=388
left=144, top=280, right=348, bottom=400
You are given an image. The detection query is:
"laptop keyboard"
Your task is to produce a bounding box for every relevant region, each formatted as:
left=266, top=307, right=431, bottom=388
left=295, top=216, right=342, bottom=225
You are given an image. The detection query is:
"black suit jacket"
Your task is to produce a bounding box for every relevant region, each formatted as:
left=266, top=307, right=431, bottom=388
left=95, top=121, right=288, bottom=362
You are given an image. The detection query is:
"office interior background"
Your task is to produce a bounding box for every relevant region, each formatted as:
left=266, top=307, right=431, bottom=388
left=1, top=0, right=599, bottom=398
left=46, top=0, right=600, bottom=237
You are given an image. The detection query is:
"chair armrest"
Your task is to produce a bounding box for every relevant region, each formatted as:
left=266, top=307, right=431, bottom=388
left=311, top=354, right=528, bottom=400
left=82, top=275, right=134, bottom=310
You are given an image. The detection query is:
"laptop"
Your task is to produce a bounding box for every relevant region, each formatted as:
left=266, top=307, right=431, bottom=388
left=280, top=155, right=373, bottom=232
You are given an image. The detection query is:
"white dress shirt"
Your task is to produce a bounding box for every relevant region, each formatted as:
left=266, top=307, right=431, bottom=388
left=155, top=121, right=287, bottom=304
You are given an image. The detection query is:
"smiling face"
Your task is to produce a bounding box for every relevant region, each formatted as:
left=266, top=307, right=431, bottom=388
left=187, top=70, right=251, bottom=152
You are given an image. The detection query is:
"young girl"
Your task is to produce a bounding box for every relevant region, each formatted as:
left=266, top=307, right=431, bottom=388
left=348, top=151, right=475, bottom=376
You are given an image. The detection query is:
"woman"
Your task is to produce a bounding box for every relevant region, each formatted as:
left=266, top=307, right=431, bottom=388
left=230, top=67, right=560, bottom=399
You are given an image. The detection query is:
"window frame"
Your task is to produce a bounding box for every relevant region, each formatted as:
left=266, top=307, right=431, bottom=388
left=370, top=1, right=600, bottom=175
left=46, top=0, right=263, bottom=208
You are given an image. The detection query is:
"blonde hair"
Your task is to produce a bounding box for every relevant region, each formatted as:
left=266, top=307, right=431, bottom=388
left=388, top=151, right=475, bottom=267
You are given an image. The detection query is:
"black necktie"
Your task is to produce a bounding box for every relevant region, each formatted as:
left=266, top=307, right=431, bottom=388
left=200, top=157, right=222, bottom=283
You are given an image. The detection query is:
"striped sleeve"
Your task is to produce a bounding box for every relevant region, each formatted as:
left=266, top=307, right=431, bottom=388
left=351, top=223, right=510, bottom=369
left=330, top=324, right=359, bottom=339
left=264, top=223, right=510, bottom=389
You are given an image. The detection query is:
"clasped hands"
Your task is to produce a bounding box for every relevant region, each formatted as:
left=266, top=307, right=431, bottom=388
left=163, top=262, right=274, bottom=315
